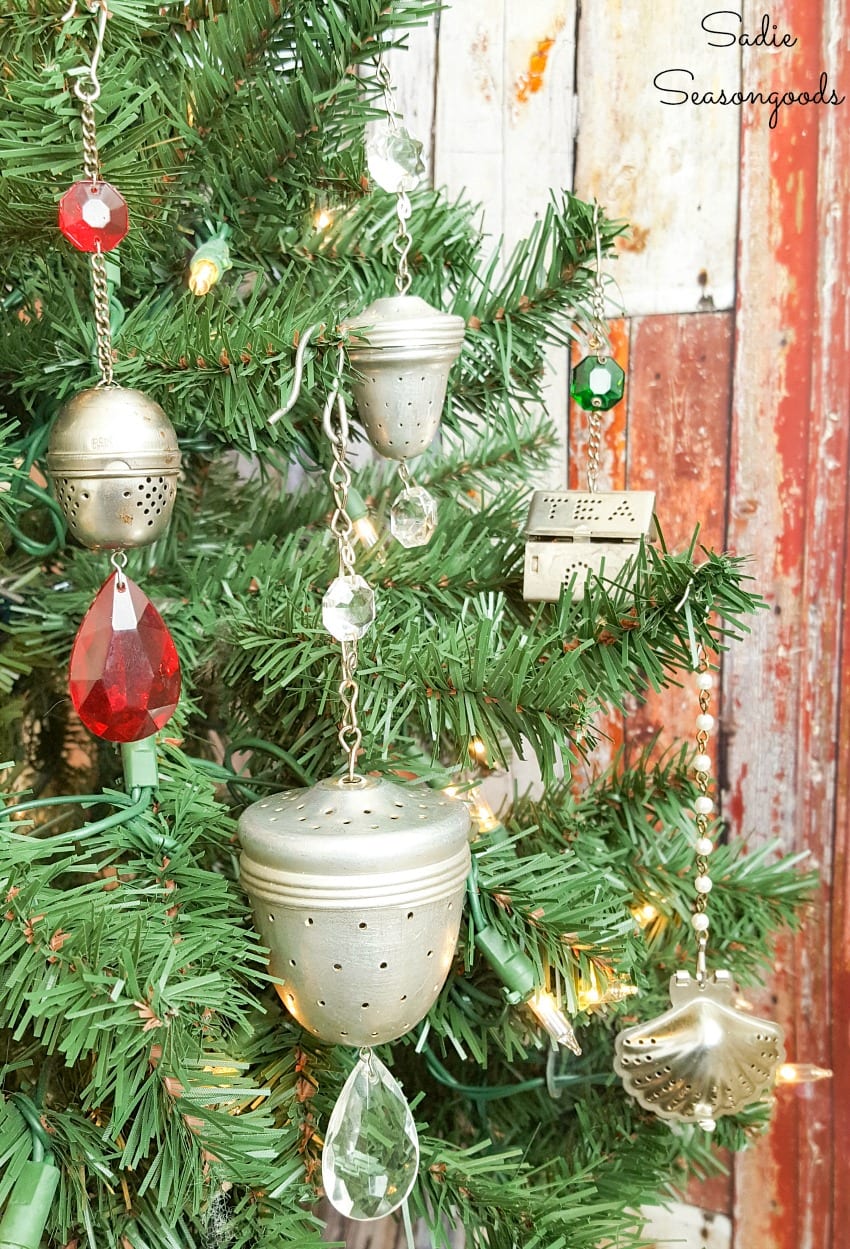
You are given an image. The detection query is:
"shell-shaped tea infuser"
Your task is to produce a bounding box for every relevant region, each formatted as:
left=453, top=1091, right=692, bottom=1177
left=614, top=970, right=784, bottom=1125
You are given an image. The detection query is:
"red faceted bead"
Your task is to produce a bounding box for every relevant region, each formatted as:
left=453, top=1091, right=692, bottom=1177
left=69, top=572, right=181, bottom=743
left=58, top=180, right=129, bottom=252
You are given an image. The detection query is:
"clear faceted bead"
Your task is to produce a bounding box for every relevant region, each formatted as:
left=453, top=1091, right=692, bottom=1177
left=322, top=1051, right=420, bottom=1221
left=322, top=574, right=376, bottom=641
left=365, top=120, right=425, bottom=193
left=390, top=486, right=437, bottom=548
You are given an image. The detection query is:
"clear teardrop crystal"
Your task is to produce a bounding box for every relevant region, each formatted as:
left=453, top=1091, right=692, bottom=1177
left=322, top=1050, right=419, bottom=1221
left=390, top=486, right=437, bottom=548
left=322, top=574, right=376, bottom=641
left=365, top=120, right=425, bottom=193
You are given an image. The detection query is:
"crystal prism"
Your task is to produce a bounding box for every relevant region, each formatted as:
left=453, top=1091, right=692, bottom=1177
left=69, top=572, right=181, bottom=742
left=58, top=181, right=129, bottom=252
left=322, top=574, right=376, bottom=641
left=322, top=1051, right=419, bottom=1221
left=570, top=355, right=625, bottom=411
left=365, top=120, right=425, bottom=193
left=390, top=486, right=437, bottom=548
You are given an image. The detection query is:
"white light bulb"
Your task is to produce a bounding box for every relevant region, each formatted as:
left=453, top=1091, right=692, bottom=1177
left=527, top=991, right=582, bottom=1055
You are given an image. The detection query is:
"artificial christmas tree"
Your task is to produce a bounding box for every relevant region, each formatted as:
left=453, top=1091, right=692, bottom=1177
left=0, top=3, right=811, bottom=1247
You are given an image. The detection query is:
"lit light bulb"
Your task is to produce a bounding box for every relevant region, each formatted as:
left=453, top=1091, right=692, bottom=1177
left=631, top=901, right=659, bottom=927
left=603, top=980, right=639, bottom=1003
left=353, top=514, right=380, bottom=548
left=314, top=207, right=334, bottom=231
left=527, top=991, right=582, bottom=1055
left=468, top=737, right=488, bottom=764
left=467, top=794, right=499, bottom=834
left=189, top=257, right=221, bottom=297
left=775, top=1063, right=833, bottom=1086
left=188, top=231, right=232, bottom=297
left=577, top=983, right=602, bottom=1010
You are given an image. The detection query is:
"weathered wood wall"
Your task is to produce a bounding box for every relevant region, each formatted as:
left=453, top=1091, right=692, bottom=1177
left=327, top=3, right=849, bottom=1245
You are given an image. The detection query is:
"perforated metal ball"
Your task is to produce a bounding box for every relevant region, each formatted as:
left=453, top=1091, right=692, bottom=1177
left=238, top=775, right=471, bottom=1046
left=47, top=387, right=180, bottom=550
left=343, top=295, right=465, bottom=460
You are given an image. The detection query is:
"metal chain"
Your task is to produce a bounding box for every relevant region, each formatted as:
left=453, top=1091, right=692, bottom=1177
left=64, top=0, right=114, bottom=386
left=691, top=648, right=715, bottom=983
left=583, top=202, right=609, bottom=494
left=397, top=459, right=415, bottom=492
left=585, top=411, right=601, bottom=493
left=376, top=58, right=400, bottom=130
left=80, top=99, right=100, bottom=182
left=375, top=53, right=414, bottom=296
left=90, top=247, right=114, bottom=386
left=322, top=349, right=363, bottom=783
left=393, top=190, right=413, bottom=295
left=587, top=201, right=610, bottom=362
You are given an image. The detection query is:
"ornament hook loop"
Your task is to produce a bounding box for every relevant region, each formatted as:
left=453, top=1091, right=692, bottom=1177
left=63, top=0, right=109, bottom=103
left=268, top=323, right=324, bottom=425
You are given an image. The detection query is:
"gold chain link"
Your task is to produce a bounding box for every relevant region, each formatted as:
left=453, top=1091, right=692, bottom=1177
left=90, top=248, right=114, bottom=387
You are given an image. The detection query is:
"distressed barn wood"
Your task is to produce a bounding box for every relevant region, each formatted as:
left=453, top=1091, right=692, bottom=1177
left=625, top=312, right=734, bottom=764
left=573, top=0, right=741, bottom=316
left=432, top=1, right=576, bottom=485
left=725, top=3, right=848, bottom=1249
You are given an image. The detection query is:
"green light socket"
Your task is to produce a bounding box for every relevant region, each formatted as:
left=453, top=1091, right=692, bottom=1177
left=121, top=736, right=159, bottom=791
left=0, top=1160, right=60, bottom=1249
left=474, top=925, right=535, bottom=1004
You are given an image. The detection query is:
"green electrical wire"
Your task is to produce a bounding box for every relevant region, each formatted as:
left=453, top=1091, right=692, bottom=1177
left=10, top=1095, right=52, bottom=1165
left=421, top=1044, right=614, bottom=1103
left=2, top=788, right=154, bottom=847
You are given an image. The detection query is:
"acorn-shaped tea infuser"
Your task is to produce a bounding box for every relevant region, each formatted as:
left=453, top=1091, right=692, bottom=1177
left=254, top=349, right=471, bottom=1221
left=47, top=386, right=180, bottom=550
left=46, top=1, right=182, bottom=747
left=341, top=56, right=465, bottom=549
left=614, top=652, right=784, bottom=1130
left=522, top=203, right=655, bottom=602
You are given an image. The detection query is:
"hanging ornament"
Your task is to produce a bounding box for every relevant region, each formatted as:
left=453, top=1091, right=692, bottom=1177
left=523, top=490, right=656, bottom=601
left=258, top=344, right=471, bottom=1221
left=48, top=0, right=181, bottom=744
left=523, top=203, right=655, bottom=601
left=341, top=56, right=465, bottom=548
left=69, top=568, right=181, bottom=743
left=239, top=775, right=469, bottom=1046
left=322, top=1049, right=419, bottom=1220
left=47, top=387, right=180, bottom=550
left=614, top=655, right=784, bottom=1130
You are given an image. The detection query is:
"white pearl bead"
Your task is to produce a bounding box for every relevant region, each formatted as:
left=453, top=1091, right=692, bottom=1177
left=693, top=753, right=712, bottom=773
left=695, top=713, right=715, bottom=732
left=696, top=837, right=714, bottom=856
left=695, top=874, right=713, bottom=893
left=691, top=912, right=710, bottom=932
left=696, top=672, right=714, bottom=690
left=694, top=795, right=714, bottom=815
left=699, top=1117, right=717, bottom=1132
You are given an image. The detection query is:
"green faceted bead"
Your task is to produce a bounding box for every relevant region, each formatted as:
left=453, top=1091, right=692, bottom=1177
left=570, top=355, right=625, bottom=411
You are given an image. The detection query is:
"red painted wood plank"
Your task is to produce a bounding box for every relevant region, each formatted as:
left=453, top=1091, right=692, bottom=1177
left=625, top=312, right=734, bottom=769
left=725, top=2, right=849, bottom=1247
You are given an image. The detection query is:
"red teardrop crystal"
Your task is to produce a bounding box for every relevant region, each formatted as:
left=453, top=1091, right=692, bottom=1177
left=69, top=572, right=181, bottom=743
